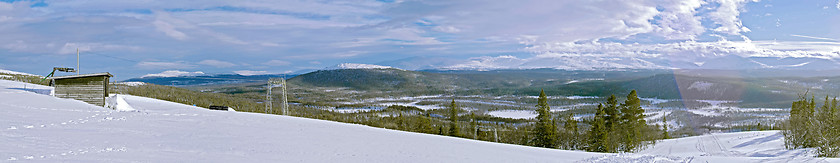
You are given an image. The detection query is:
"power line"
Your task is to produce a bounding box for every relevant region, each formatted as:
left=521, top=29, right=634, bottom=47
left=82, top=52, right=142, bottom=63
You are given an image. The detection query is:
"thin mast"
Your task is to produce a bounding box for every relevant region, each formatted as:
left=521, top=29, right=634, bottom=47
left=76, top=48, right=80, bottom=75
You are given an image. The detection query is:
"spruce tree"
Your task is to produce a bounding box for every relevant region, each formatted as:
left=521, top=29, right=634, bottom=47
left=533, top=89, right=557, bottom=148
left=397, top=113, right=405, bottom=130
left=662, top=116, right=670, bottom=139
left=449, top=99, right=460, bottom=137
left=603, top=94, right=620, bottom=152
left=562, top=112, right=579, bottom=150
left=619, top=90, right=645, bottom=152
left=587, top=103, right=608, bottom=152
left=564, top=113, right=578, bottom=136
left=469, top=112, right=477, bottom=139
left=418, top=113, right=433, bottom=134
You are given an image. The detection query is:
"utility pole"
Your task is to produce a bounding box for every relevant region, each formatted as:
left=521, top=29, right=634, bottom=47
left=76, top=48, right=80, bottom=75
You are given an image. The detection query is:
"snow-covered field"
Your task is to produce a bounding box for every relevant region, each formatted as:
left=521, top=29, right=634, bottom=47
left=486, top=110, right=537, bottom=119
left=0, top=79, right=602, bottom=162
left=2, top=78, right=838, bottom=162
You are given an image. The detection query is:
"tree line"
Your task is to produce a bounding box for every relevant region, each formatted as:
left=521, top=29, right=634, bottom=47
left=532, top=89, right=662, bottom=152
left=783, top=94, right=840, bottom=157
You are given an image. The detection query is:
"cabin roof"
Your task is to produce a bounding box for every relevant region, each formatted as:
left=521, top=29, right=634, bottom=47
left=49, top=72, right=113, bottom=80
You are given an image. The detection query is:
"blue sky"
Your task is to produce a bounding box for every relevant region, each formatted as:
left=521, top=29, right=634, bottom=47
left=0, top=0, right=839, bottom=80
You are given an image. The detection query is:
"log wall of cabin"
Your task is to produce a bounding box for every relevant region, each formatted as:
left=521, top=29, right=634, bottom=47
left=54, top=76, right=108, bottom=106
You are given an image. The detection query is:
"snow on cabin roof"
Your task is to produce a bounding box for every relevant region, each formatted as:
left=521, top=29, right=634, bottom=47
left=49, top=72, right=113, bottom=80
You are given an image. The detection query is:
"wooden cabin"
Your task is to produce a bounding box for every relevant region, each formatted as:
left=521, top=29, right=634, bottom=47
left=49, top=72, right=113, bottom=107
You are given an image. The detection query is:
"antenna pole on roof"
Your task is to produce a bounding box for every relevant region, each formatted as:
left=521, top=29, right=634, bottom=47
left=76, top=48, right=80, bottom=75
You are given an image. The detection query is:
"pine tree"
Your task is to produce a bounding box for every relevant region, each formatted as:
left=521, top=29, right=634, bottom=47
left=811, top=96, right=840, bottom=157
left=619, top=90, right=645, bottom=152
left=533, top=89, right=557, bottom=148
left=587, top=103, right=608, bottom=152
left=469, top=112, right=477, bottom=139
left=784, top=94, right=816, bottom=149
left=603, top=94, right=620, bottom=152
left=662, top=116, right=670, bottom=139
left=397, top=113, right=405, bottom=130
left=561, top=112, right=579, bottom=150
left=448, top=99, right=460, bottom=137
left=564, top=113, right=578, bottom=136
left=418, top=113, right=433, bottom=134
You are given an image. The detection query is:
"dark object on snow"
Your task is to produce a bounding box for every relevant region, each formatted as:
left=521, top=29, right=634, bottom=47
left=208, top=105, right=230, bottom=110
left=49, top=72, right=113, bottom=107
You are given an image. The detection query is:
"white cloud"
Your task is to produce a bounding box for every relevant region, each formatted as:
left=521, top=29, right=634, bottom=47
left=432, top=25, right=460, bottom=33
left=333, top=51, right=367, bottom=58
left=153, top=11, right=249, bottom=45
left=790, top=34, right=838, bottom=42
left=259, top=42, right=281, bottom=47
left=141, top=70, right=204, bottom=78
left=527, top=40, right=840, bottom=61
left=58, top=42, right=141, bottom=55
left=443, top=54, right=666, bottom=70
left=654, top=0, right=706, bottom=40
left=4, top=0, right=835, bottom=76
left=383, top=0, right=659, bottom=42
left=382, top=0, right=759, bottom=43
left=136, top=61, right=196, bottom=69
left=233, top=70, right=270, bottom=76
left=189, top=10, right=360, bottom=29
left=2, top=40, right=28, bottom=51
left=152, top=11, right=190, bottom=40
left=445, top=55, right=526, bottom=70
left=706, top=0, right=755, bottom=35
left=0, top=2, right=12, bottom=11
left=441, top=40, right=840, bottom=70
left=0, top=15, right=10, bottom=21
left=263, top=60, right=291, bottom=66
left=198, top=60, right=237, bottom=68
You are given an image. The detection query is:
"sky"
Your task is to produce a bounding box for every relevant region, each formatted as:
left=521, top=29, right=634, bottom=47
left=1, top=0, right=839, bottom=80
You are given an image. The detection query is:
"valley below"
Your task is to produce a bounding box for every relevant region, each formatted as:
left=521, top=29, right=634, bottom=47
left=158, top=68, right=840, bottom=137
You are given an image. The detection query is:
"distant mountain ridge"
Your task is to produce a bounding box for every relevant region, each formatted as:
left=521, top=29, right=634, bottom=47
left=324, top=63, right=396, bottom=70
left=124, top=73, right=297, bottom=86
left=283, top=68, right=840, bottom=107
left=377, top=56, right=840, bottom=71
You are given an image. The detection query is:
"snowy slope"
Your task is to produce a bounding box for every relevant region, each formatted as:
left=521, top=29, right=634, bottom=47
left=0, top=69, right=38, bottom=76
left=624, top=131, right=838, bottom=162
left=2, top=78, right=839, bottom=162
left=0, top=79, right=602, bottom=162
